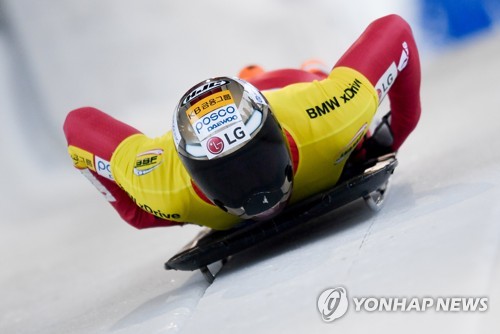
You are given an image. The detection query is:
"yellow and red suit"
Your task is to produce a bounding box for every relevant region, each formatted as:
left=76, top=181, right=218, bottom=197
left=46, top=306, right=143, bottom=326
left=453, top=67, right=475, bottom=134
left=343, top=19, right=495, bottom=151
left=63, top=14, right=421, bottom=230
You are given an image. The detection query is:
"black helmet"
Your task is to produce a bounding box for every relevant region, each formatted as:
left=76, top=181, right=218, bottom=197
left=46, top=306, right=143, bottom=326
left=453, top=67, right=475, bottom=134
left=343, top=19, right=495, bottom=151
left=172, top=77, right=293, bottom=220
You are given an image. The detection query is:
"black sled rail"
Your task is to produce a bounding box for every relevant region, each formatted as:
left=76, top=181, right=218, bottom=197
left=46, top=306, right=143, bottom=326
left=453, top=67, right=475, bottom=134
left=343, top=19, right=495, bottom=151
left=165, top=154, right=397, bottom=273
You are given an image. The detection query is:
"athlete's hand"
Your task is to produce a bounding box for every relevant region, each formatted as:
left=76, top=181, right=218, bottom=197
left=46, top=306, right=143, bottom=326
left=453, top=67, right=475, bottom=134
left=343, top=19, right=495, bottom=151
left=363, top=112, right=394, bottom=159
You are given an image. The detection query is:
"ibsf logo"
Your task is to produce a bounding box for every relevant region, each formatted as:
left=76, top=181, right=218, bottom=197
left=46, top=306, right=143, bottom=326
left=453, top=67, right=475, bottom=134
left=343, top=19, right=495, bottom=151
left=317, top=287, right=349, bottom=322
left=133, top=149, right=163, bottom=176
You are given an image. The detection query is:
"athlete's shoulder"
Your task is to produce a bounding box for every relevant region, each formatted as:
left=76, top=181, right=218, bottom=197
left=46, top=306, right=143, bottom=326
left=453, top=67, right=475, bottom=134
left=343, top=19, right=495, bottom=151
left=110, top=131, right=175, bottom=179
left=263, top=67, right=377, bottom=114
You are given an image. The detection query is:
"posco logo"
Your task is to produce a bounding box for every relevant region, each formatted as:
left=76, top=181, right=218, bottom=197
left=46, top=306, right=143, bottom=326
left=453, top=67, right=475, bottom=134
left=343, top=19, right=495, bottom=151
left=193, top=104, right=240, bottom=140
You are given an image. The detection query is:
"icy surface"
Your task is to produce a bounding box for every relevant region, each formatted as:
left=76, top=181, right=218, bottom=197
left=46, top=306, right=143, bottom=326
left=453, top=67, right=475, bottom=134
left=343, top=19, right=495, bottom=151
left=1, top=1, right=500, bottom=334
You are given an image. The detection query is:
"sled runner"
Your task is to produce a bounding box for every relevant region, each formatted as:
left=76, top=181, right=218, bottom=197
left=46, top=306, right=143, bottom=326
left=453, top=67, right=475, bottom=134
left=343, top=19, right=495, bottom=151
left=165, top=153, right=397, bottom=283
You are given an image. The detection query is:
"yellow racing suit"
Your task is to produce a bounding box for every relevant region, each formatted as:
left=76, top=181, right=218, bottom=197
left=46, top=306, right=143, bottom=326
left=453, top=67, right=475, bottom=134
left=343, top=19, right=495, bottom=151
left=110, top=67, right=378, bottom=230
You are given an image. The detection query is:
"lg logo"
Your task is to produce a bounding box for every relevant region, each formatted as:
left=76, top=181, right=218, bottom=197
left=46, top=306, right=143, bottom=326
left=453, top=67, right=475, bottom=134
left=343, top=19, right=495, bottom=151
left=206, top=136, right=224, bottom=155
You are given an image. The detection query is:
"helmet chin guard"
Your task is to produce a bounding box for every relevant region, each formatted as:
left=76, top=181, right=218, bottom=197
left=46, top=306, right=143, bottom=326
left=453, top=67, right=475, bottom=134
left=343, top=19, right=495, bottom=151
left=172, top=77, right=293, bottom=220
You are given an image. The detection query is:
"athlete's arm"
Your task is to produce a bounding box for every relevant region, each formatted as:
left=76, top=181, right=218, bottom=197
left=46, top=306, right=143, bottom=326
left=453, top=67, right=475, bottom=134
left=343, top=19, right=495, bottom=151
left=248, top=69, right=327, bottom=91
left=334, top=14, right=422, bottom=155
left=63, top=107, right=181, bottom=229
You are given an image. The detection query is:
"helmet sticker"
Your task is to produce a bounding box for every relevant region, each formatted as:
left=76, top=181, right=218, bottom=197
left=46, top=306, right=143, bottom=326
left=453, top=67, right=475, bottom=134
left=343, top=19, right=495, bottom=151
left=181, top=79, right=229, bottom=106
left=205, top=136, right=225, bottom=155
left=201, top=122, right=251, bottom=159
left=174, top=77, right=271, bottom=162
left=192, top=103, right=243, bottom=141
left=186, top=90, right=234, bottom=124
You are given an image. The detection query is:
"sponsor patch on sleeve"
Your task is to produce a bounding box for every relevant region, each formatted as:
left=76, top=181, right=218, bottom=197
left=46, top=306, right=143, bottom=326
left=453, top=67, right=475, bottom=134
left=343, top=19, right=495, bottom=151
left=398, top=41, right=409, bottom=71
left=95, top=156, right=114, bottom=180
left=375, top=62, right=398, bottom=103
left=68, top=145, right=96, bottom=171
left=133, top=149, right=164, bottom=176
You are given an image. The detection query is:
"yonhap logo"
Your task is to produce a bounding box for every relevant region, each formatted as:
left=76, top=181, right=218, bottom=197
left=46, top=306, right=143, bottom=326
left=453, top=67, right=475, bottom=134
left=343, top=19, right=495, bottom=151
left=317, top=287, right=349, bottom=322
left=317, top=286, right=489, bottom=323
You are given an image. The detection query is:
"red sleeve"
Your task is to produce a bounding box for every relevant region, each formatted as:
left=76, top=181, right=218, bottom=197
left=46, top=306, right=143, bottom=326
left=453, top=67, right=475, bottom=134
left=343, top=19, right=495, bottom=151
left=246, top=15, right=421, bottom=160
left=63, top=107, right=181, bottom=229
left=334, top=14, right=422, bottom=151
left=248, top=68, right=327, bottom=91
